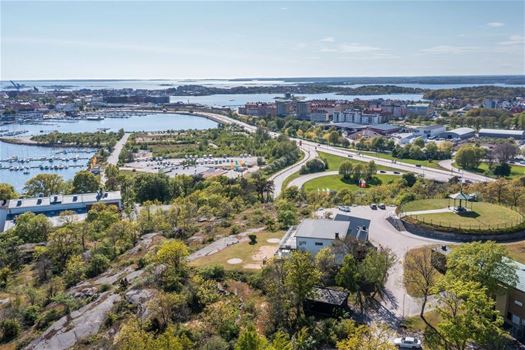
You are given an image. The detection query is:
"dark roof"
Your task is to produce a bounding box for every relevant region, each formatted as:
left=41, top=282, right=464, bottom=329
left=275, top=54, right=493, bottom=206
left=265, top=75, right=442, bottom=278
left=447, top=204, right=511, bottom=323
left=368, top=123, right=401, bottom=131
left=334, top=214, right=370, bottom=241
left=332, top=122, right=367, bottom=130
left=307, top=287, right=349, bottom=306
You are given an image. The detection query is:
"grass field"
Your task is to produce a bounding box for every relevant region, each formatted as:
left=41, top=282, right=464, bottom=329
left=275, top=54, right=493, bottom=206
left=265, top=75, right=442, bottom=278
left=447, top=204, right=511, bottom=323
left=318, top=151, right=399, bottom=172
left=303, top=174, right=400, bottom=192
left=401, top=199, right=524, bottom=231
left=190, top=231, right=284, bottom=271
left=360, top=150, right=446, bottom=170
left=454, top=161, right=525, bottom=179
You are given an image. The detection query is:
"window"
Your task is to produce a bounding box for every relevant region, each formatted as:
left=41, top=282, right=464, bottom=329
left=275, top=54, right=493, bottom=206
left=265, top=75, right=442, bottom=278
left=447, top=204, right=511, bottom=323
left=298, top=241, right=306, bottom=246
left=315, top=242, right=324, bottom=246
left=515, top=300, right=523, bottom=307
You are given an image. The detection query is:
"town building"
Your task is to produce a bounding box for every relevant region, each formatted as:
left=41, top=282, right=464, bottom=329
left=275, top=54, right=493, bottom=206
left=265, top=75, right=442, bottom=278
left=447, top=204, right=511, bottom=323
left=333, top=109, right=389, bottom=125
left=277, top=214, right=369, bottom=258
left=478, top=128, right=525, bottom=140
left=238, top=102, right=276, bottom=117
left=411, top=125, right=446, bottom=139
left=0, top=191, right=122, bottom=232
left=495, top=259, right=525, bottom=340
left=407, top=102, right=431, bottom=116
left=438, top=127, right=476, bottom=140
left=295, top=101, right=311, bottom=119
left=275, top=100, right=293, bottom=116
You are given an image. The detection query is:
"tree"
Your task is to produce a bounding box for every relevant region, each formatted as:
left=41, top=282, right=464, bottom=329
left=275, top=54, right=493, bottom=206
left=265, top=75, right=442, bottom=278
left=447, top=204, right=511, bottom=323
left=455, top=145, right=485, bottom=170
left=401, top=173, right=417, bottom=187
left=104, top=164, right=120, bottom=191
left=13, top=212, right=51, bottom=243
left=329, top=130, right=340, bottom=145
left=432, top=278, right=505, bottom=350
left=446, top=241, right=517, bottom=295
left=72, top=170, right=100, bottom=193
left=404, top=248, right=440, bottom=330
left=365, top=161, right=376, bottom=180
left=285, top=251, right=321, bottom=319
left=235, top=324, right=267, bottom=350
left=64, top=255, right=86, bottom=286
left=133, top=173, right=171, bottom=203
left=425, top=141, right=438, bottom=160
left=337, top=321, right=396, bottom=350
left=339, top=161, right=354, bottom=181
left=493, top=141, right=518, bottom=163
left=0, top=183, right=17, bottom=201
left=252, top=172, right=274, bottom=203
left=155, top=240, right=189, bottom=291
left=493, top=162, right=511, bottom=177
left=24, top=173, right=65, bottom=196
left=47, top=226, right=83, bottom=271
left=316, top=247, right=338, bottom=285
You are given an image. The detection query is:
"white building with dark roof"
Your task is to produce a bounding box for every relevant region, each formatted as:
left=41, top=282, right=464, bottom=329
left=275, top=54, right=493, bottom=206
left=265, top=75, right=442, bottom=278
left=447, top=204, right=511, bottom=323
left=479, top=128, right=525, bottom=140
left=277, top=214, right=369, bottom=257
left=0, top=191, right=122, bottom=232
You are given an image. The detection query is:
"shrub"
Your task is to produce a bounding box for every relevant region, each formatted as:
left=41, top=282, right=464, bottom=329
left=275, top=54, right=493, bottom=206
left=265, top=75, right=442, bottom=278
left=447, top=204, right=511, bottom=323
left=198, top=265, right=225, bottom=281
left=86, top=254, right=111, bottom=278
left=0, top=319, right=20, bottom=343
left=248, top=234, right=257, bottom=245
left=22, top=305, right=41, bottom=326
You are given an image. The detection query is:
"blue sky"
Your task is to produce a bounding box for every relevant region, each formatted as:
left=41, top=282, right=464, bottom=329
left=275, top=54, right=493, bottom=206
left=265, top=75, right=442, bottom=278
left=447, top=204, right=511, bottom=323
left=1, top=1, right=524, bottom=79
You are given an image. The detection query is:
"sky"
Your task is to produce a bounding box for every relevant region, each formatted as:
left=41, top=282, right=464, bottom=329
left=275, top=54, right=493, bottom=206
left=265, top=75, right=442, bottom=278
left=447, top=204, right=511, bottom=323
left=1, top=0, right=524, bottom=80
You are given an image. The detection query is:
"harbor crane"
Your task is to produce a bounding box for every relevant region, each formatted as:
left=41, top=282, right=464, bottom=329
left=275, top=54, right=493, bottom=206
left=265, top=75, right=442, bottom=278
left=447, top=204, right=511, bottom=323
left=10, top=80, right=22, bottom=91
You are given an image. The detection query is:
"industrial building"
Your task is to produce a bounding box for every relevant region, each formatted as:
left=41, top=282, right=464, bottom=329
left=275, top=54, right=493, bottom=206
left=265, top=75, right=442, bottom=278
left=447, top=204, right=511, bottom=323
left=0, top=191, right=122, bottom=232
left=478, top=128, right=525, bottom=140
left=438, top=127, right=476, bottom=140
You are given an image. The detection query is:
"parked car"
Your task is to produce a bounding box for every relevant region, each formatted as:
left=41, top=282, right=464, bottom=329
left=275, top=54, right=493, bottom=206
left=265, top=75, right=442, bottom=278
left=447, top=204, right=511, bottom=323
left=338, top=205, right=351, bottom=212
left=393, top=337, right=422, bottom=349
left=378, top=203, right=386, bottom=209
left=370, top=203, right=377, bottom=210
left=415, top=164, right=422, bottom=168
left=347, top=154, right=352, bottom=158
left=393, top=171, right=400, bottom=175
left=379, top=170, right=386, bottom=173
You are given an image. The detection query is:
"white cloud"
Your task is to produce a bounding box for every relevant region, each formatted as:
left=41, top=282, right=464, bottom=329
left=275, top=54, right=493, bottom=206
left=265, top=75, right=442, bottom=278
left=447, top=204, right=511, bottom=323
left=499, top=35, right=525, bottom=46
left=420, top=45, right=478, bottom=54
left=487, top=22, right=504, bottom=28
left=320, top=37, right=335, bottom=43
left=280, top=7, right=288, bottom=10
left=321, top=42, right=382, bottom=53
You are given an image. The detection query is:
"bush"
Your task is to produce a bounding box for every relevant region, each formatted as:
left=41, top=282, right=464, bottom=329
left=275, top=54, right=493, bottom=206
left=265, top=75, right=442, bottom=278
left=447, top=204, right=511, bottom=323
left=199, top=265, right=226, bottom=281
left=1, top=319, right=20, bottom=343
left=86, top=254, right=111, bottom=278
left=300, top=158, right=326, bottom=174
left=248, top=234, right=257, bottom=245
left=493, top=162, right=511, bottom=177
left=22, top=305, right=41, bottom=326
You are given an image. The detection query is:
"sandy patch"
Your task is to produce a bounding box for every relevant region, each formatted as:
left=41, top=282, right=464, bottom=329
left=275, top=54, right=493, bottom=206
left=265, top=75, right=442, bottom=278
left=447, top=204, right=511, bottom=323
left=266, top=238, right=280, bottom=244
left=243, top=264, right=262, bottom=270
left=252, top=245, right=278, bottom=262
left=227, top=258, right=243, bottom=265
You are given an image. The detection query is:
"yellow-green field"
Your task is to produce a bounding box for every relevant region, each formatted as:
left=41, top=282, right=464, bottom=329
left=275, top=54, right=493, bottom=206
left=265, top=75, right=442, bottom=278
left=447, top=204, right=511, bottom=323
left=190, top=231, right=284, bottom=271
left=303, top=174, right=400, bottom=192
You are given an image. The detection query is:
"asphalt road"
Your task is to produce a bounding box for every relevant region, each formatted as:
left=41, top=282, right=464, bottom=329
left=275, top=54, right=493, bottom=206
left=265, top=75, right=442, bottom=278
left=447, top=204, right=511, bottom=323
left=321, top=206, right=447, bottom=318
left=192, top=111, right=493, bottom=185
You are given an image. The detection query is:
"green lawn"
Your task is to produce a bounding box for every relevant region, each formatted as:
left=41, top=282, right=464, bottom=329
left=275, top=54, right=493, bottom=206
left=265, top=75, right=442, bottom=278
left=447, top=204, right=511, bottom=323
left=360, top=150, right=446, bottom=169
left=190, top=231, right=284, bottom=271
left=317, top=151, right=399, bottom=172
left=454, top=162, right=525, bottom=179
left=282, top=171, right=301, bottom=189
left=401, top=199, right=524, bottom=231
left=303, top=174, right=400, bottom=192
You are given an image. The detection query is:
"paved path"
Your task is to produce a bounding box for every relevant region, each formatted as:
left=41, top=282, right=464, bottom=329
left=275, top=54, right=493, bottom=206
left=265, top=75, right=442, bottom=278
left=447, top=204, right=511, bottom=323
left=320, top=206, right=449, bottom=318
left=402, top=208, right=452, bottom=216
left=107, top=133, right=130, bottom=166
left=188, top=227, right=265, bottom=261
left=270, top=146, right=318, bottom=198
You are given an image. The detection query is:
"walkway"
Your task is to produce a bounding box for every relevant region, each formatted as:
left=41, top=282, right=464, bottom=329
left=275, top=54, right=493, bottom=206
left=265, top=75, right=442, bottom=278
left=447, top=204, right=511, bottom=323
left=402, top=207, right=453, bottom=216
left=107, top=133, right=130, bottom=166
left=270, top=146, right=318, bottom=198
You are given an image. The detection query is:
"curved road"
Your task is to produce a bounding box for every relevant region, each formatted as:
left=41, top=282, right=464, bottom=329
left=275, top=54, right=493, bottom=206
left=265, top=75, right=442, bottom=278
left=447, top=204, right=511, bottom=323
left=182, top=111, right=493, bottom=195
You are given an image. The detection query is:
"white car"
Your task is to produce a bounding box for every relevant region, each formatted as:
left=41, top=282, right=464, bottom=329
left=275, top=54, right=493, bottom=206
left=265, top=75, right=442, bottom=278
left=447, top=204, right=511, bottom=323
left=393, top=337, right=422, bottom=349
left=338, top=205, right=351, bottom=212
